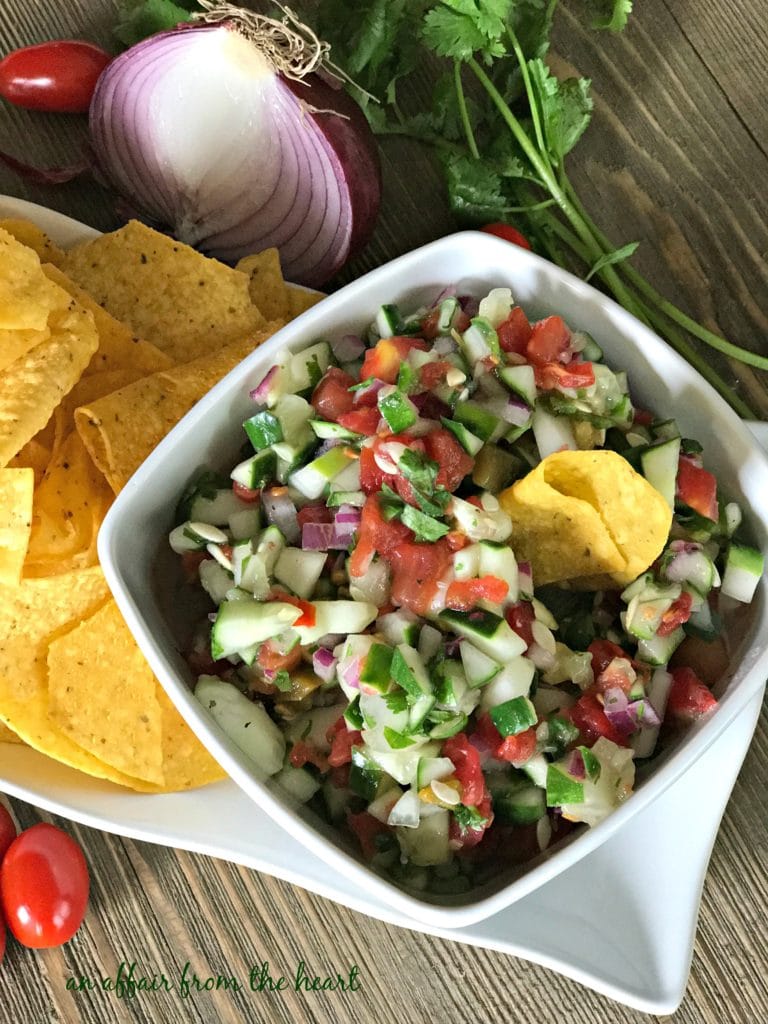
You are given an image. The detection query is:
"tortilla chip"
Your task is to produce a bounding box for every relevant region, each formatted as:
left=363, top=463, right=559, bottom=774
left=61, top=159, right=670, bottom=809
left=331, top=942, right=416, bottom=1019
left=24, top=431, right=113, bottom=577
left=0, top=323, right=52, bottom=376
left=154, top=686, right=225, bottom=791
left=499, top=450, right=672, bottom=588
left=64, top=220, right=267, bottom=362
left=0, top=226, right=61, bottom=331
left=286, top=283, right=324, bottom=317
left=237, top=249, right=291, bottom=321
left=0, top=292, right=98, bottom=470
left=7, top=439, right=49, bottom=486
left=0, top=721, right=22, bottom=744
left=47, top=600, right=164, bottom=785
left=0, top=468, right=34, bottom=584
left=75, top=321, right=283, bottom=493
left=42, top=263, right=173, bottom=378
left=0, top=218, right=66, bottom=267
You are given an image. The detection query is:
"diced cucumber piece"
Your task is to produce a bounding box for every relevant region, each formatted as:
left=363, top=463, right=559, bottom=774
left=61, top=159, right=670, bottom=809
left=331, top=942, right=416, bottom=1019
left=359, top=643, right=394, bottom=693
left=439, top=608, right=526, bottom=661
left=437, top=297, right=460, bottom=332
left=189, top=487, right=248, bottom=526
left=636, top=626, right=685, bottom=666
left=428, top=714, right=468, bottom=739
left=290, top=341, right=332, bottom=392
left=323, top=780, right=352, bottom=822
left=721, top=543, right=764, bottom=603
left=490, top=696, right=537, bottom=736
left=210, top=600, right=300, bottom=659
left=273, top=439, right=317, bottom=483
left=684, top=598, right=721, bottom=641
left=448, top=496, right=512, bottom=542
left=532, top=405, right=577, bottom=458
left=453, top=400, right=503, bottom=442
left=326, top=489, right=365, bottom=508
left=289, top=446, right=357, bottom=500
left=310, top=419, right=362, bottom=441
left=478, top=288, right=514, bottom=328
left=452, top=543, right=480, bottom=581
left=194, top=675, right=285, bottom=775
left=199, top=559, right=234, bottom=605
left=460, top=642, right=501, bottom=688
left=387, top=789, right=421, bottom=828
left=417, top=624, right=442, bottom=664
left=376, top=303, right=400, bottom=338
left=391, top=644, right=432, bottom=700
left=724, top=502, right=742, bottom=538
left=478, top=540, right=519, bottom=604
left=329, top=458, right=361, bottom=493
left=416, top=756, right=455, bottom=789
left=255, top=525, right=285, bottom=574
left=275, top=393, right=314, bottom=442
left=231, top=448, right=278, bottom=490
left=459, top=317, right=499, bottom=362
left=293, top=601, right=378, bottom=644
left=546, top=762, right=584, bottom=806
left=243, top=409, right=282, bottom=450
left=274, top=764, right=322, bottom=803
left=369, top=741, right=440, bottom=786
left=409, top=692, right=437, bottom=731
left=497, top=364, right=536, bottom=406
left=521, top=753, right=549, bottom=788
left=440, top=417, right=484, bottom=455
left=349, top=746, right=383, bottom=800
left=623, top=586, right=679, bottom=640
left=396, top=809, right=450, bottom=866
left=284, top=703, right=346, bottom=751
left=377, top=609, right=421, bottom=646
left=229, top=506, right=261, bottom=541
left=480, top=657, right=536, bottom=711
left=238, top=552, right=269, bottom=599
left=574, top=331, right=603, bottom=362
left=367, top=786, right=403, bottom=823
left=273, top=547, right=326, bottom=599
left=641, top=437, right=680, bottom=508
left=432, top=660, right=468, bottom=710
left=378, top=387, right=417, bottom=432
left=490, top=779, right=546, bottom=825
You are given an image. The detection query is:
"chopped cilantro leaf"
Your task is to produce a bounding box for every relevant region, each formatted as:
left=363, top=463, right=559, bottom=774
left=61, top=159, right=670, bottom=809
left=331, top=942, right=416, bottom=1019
left=400, top=504, right=450, bottom=542
left=383, top=689, right=409, bottom=713
left=272, top=670, right=292, bottom=692
left=453, top=803, right=489, bottom=834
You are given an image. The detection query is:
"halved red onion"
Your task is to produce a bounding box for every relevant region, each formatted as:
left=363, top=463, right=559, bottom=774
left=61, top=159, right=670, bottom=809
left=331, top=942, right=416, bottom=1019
left=89, top=19, right=381, bottom=286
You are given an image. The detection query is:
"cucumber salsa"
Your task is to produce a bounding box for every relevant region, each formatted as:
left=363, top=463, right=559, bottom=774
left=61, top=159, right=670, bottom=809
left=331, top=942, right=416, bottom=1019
left=170, top=288, right=763, bottom=895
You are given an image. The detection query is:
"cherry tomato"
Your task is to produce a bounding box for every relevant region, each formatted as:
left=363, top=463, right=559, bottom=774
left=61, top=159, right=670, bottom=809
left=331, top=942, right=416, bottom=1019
left=0, top=803, right=17, bottom=862
left=0, top=915, right=5, bottom=965
left=0, top=41, right=111, bottom=114
left=480, top=222, right=532, bottom=250
left=1, top=823, right=89, bottom=948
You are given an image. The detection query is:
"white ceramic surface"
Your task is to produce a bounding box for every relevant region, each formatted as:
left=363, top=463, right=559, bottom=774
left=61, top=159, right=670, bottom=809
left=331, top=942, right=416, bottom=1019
left=97, top=215, right=768, bottom=927
left=0, top=197, right=764, bottom=1012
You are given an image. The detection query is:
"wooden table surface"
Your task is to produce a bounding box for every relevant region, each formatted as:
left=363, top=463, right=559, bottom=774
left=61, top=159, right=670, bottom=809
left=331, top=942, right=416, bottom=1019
left=1, top=2, right=767, bottom=1022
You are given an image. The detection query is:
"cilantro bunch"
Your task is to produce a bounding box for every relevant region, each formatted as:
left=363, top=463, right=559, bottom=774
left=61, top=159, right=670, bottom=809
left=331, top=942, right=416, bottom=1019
left=310, top=0, right=767, bottom=418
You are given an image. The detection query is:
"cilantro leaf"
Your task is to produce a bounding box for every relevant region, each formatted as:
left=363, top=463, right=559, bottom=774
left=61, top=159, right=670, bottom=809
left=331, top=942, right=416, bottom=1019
left=528, top=59, right=593, bottom=161
left=585, top=0, right=633, bottom=32
left=272, top=670, right=292, bottom=693
left=379, top=483, right=405, bottom=520
left=585, top=241, right=639, bottom=281
left=398, top=448, right=440, bottom=493
left=114, top=0, right=198, bottom=48
left=400, top=505, right=451, bottom=542
left=453, top=803, right=490, bottom=834
left=443, top=152, right=510, bottom=221
left=422, top=0, right=513, bottom=63
left=383, top=689, right=410, bottom=713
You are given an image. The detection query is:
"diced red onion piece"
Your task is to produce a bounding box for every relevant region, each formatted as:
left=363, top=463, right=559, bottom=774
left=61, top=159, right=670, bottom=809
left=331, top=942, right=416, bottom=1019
left=565, top=748, right=586, bottom=781
left=250, top=365, right=279, bottom=403
left=262, top=488, right=299, bottom=544
left=432, top=335, right=457, bottom=356
left=501, top=396, right=532, bottom=427
left=353, top=378, right=386, bottom=405
left=302, top=522, right=336, bottom=550
left=459, top=296, right=479, bottom=318
left=312, top=647, right=338, bottom=682
left=333, top=334, right=365, bottom=361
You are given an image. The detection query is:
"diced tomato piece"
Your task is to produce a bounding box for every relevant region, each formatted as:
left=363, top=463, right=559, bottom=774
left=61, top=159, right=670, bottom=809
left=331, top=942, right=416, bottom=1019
left=497, top=306, right=532, bottom=354
left=359, top=445, right=387, bottom=495
left=347, top=811, right=391, bottom=860
left=326, top=717, right=363, bottom=768
left=419, top=360, right=453, bottom=390
left=180, top=550, right=206, bottom=583
left=297, top=503, right=334, bottom=528
left=290, top=740, right=329, bottom=772
left=588, top=639, right=629, bottom=677
left=449, top=794, right=493, bottom=849
left=311, top=366, right=356, bottom=422
left=666, top=666, right=717, bottom=722
left=657, top=591, right=694, bottom=637
left=420, top=308, right=441, bottom=340
left=445, top=575, right=508, bottom=610
left=497, top=726, right=537, bottom=766
left=633, top=407, right=654, bottom=427
left=389, top=538, right=453, bottom=615
left=268, top=590, right=316, bottom=628
left=446, top=530, right=468, bottom=552
left=564, top=691, right=628, bottom=747
left=442, top=733, right=486, bottom=807
left=330, top=764, right=351, bottom=788
left=257, top=641, right=303, bottom=674
left=526, top=315, right=571, bottom=366
left=232, top=482, right=261, bottom=503
left=505, top=601, right=536, bottom=648
left=480, top=222, right=532, bottom=250
left=471, top=712, right=503, bottom=752
left=677, top=456, right=718, bottom=521
left=337, top=407, right=381, bottom=435
left=423, top=428, right=474, bottom=491
left=534, top=361, right=595, bottom=391
left=349, top=495, right=412, bottom=578
left=594, top=657, right=636, bottom=695
left=360, top=337, right=428, bottom=384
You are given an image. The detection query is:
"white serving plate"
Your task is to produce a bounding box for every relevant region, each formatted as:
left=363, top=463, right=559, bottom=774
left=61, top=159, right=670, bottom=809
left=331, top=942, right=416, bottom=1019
left=0, top=196, right=765, bottom=1012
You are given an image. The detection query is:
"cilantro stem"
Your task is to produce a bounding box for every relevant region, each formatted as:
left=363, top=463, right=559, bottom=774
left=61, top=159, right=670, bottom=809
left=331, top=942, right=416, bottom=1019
left=453, top=61, right=479, bottom=160
left=371, top=125, right=464, bottom=154
left=561, top=180, right=768, bottom=372
left=506, top=27, right=547, bottom=158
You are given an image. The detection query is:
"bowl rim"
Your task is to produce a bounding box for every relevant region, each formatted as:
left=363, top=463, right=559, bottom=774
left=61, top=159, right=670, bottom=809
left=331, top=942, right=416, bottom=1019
left=98, top=228, right=768, bottom=929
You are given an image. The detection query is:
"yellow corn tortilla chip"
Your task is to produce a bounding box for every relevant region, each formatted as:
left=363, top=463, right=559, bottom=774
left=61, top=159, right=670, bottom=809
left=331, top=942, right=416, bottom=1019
left=0, top=218, right=66, bottom=267
left=0, top=468, right=34, bottom=584
left=24, top=430, right=113, bottom=577
left=0, top=292, right=98, bottom=470
left=0, top=567, right=157, bottom=787
left=499, top=450, right=672, bottom=587
left=42, top=263, right=173, bottom=378
left=0, top=323, right=51, bottom=376
left=154, top=686, right=225, bottom=791
left=75, top=321, right=283, bottom=493
left=47, top=600, right=164, bottom=785
left=236, top=249, right=291, bottom=322
left=49, top=368, right=142, bottom=468
left=287, top=283, right=324, bottom=317
left=64, top=220, right=267, bottom=362
left=0, top=226, right=61, bottom=331
left=7, top=439, right=49, bottom=486
left=0, top=721, right=22, bottom=744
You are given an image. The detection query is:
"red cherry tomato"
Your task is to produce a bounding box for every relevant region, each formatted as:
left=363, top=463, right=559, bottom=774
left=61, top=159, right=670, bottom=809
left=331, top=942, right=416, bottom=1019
left=0, top=41, right=111, bottom=114
left=1, top=823, right=89, bottom=948
left=0, top=803, right=17, bottom=862
left=0, top=914, right=5, bottom=965
left=480, top=222, right=532, bottom=250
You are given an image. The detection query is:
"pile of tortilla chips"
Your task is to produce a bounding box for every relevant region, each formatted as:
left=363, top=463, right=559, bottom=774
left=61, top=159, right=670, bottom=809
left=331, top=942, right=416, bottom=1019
left=0, top=217, right=323, bottom=791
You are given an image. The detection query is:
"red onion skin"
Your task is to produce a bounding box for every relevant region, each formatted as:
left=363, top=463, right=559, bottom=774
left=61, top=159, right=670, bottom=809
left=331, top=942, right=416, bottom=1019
left=89, top=25, right=381, bottom=286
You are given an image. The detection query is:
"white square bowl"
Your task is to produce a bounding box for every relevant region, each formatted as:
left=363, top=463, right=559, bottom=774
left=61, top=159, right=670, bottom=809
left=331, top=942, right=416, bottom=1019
left=99, top=230, right=768, bottom=929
